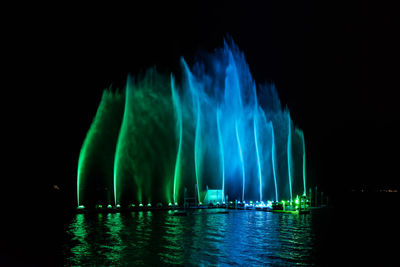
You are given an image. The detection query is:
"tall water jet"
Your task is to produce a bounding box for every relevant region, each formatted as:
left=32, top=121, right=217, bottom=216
left=292, top=128, right=307, bottom=196
left=181, top=60, right=202, bottom=203
left=171, top=76, right=183, bottom=204
left=267, top=109, right=291, bottom=201
left=253, top=112, right=263, bottom=201
left=252, top=106, right=275, bottom=202
left=258, top=83, right=293, bottom=201
left=271, top=123, right=279, bottom=201
left=302, top=132, right=307, bottom=195
left=169, top=60, right=199, bottom=204
left=113, top=70, right=176, bottom=206
left=77, top=90, right=124, bottom=207
left=78, top=40, right=308, bottom=207
left=113, top=78, right=133, bottom=206
left=235, top=120, right=245, bottom=202
left=216, top=109, right=225, bottom=202
left=287, top=112, right=293, bottom=202
left=193, top=93, right=202, bottom=202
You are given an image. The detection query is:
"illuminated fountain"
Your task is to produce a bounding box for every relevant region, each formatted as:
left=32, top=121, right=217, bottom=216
left=77, top=41, right=307, bottom=209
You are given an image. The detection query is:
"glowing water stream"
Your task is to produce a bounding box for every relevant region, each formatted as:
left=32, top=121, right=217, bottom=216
left=78, top=42, right=307, bottom=207
left=171, top=77, right=183, bottom=204
left=253, top=113, right=263, bottom=202
left=216, top=109, right=225, bottom=202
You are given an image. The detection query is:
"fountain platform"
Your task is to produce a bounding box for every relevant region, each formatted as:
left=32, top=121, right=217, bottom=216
left=75, top=204, right=310, bottom=215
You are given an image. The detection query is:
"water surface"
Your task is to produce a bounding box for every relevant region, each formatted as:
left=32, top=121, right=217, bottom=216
left=64, top=209, right=317, bottom=266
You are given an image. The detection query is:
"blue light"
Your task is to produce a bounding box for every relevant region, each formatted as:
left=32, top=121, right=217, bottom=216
left=78, top=42, right=307, bottom=208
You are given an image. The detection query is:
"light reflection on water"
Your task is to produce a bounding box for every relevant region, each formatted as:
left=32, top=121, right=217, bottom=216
left=64, top=209, right=316, bottom=266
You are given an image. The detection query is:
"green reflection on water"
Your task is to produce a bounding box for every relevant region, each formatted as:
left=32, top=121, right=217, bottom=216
left=103, top=213, right=123, bottom=264
left=67, top=213, right=125, bottom=265
left=159, top=213, right=184, bottom=264
left=65, top=210, right=315, bottom=266
left=67, top=214, right=90, bottom=265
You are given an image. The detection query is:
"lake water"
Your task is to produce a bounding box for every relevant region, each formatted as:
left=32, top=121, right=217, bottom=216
left=64, top=209, right=317, bottom=266
left=4, top=196, right=398, bottom=266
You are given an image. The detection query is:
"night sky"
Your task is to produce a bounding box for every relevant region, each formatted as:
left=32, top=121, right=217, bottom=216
left=7, top=2, right=399, bottom=209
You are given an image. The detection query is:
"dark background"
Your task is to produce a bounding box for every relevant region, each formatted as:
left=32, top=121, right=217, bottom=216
left=5, top=1, right=399, bottom=213
left=3, top=1, right=400, bottom=266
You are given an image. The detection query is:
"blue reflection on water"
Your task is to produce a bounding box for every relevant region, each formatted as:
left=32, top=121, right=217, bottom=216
left=64, top=210, right=315, bottom=266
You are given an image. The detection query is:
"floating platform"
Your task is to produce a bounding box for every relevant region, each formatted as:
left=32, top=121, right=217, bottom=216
left=75, top=205, right=228, bottom=214
left=76, top=205, right=310, bottom=215
left=268, top=209, right=310, bottom=215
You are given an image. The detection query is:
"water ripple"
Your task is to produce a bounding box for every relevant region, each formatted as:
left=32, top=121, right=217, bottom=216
left=64, top=209, right=317, bottom=266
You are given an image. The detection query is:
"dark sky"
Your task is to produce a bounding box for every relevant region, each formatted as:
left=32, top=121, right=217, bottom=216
left=7, top=2, right=399, bottom=208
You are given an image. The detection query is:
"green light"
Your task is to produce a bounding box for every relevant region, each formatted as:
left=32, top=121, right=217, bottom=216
left=77, top=205, right=85, bottom=209
left=77, top=90, right=124, bottom=207
left=171, top=77, right=183, bottom=204
left=287, top=113, right=293, bottom=202
left=76, top=46, right=309, bottom=211
left=139, top=203, right=143, bottom=207
left=175, top=202, right=178, bottom=205
left=96, top=204, right=103, bottom=209
left=130, top=203, right=135, bottom=207
left=168, top=202, right=172, bottom=206
left=113, top=72, right=175, bottom=208
left=194, top=96, right=202, bottom=204
left=116, top=204, right=121, bottom=208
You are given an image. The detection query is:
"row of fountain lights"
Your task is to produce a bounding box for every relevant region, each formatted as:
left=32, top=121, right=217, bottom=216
left=77, top=195, right=307, bottom=210
left=77, top=203, right=177, bottom=209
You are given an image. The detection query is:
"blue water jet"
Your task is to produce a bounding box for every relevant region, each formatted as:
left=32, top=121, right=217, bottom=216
left=216, top=108, right=225, bottom=202
left=77, top=41, right=308, bottom=207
